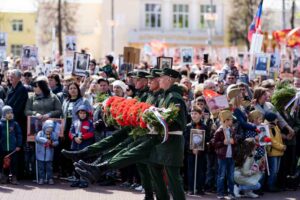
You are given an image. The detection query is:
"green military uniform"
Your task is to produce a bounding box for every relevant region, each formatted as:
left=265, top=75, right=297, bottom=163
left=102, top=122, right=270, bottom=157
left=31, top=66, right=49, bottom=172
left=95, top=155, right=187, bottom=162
left=75, top=69, right=186, bottom=200
left=148, top=69, right=187, bottom=200
left=98, top=69, right=187, bottom=200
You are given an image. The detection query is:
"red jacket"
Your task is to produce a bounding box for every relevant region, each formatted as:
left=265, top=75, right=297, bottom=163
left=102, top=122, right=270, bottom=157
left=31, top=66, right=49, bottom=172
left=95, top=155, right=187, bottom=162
left=69, top=119, right=94, bottom=150
left=213, top=126, right=237, bottom=159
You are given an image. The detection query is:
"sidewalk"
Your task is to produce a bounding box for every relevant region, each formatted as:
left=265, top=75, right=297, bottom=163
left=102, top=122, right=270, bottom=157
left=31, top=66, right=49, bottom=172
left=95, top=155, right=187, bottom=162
left=0, top=180, right=299, bottom=200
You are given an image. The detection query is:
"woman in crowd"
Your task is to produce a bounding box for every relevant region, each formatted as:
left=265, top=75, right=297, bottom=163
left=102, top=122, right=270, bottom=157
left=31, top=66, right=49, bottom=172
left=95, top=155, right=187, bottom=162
left=234, top=138, right=262, bottom=198
left=24, top=77, right=62, bottom=178
left=112, top=80, right=127, bottom=97
left=48, top=73, right=63, bottom=95
left=60, top=82, right=93, bottom=177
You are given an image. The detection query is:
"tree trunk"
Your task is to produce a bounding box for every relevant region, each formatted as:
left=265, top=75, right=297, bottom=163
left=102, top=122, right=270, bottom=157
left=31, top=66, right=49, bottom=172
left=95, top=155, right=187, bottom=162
left=58, top=0, right=63, bottom=57
left=290, top=0, right=295, bottom=29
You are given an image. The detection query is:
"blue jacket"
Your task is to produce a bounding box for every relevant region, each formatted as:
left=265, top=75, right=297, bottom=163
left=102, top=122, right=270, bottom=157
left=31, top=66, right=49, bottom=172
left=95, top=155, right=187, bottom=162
left=35, top=130, right=59, bottom=162
left=233, top=108, right=257, bottom=131
left=0, top=119, right=22, bottom=152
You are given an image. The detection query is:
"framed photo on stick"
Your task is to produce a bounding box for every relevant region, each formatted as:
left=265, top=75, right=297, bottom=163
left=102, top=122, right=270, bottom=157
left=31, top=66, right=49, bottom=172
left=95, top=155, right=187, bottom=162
left=190, top=129, right=205, bottom=151
left=157, top=57, right=173, bottom=69
left=254, top=53, right=270, bottom=76
left=73, top=52, right=90, bottom=76
left=257, top=124, right=271, bottom=146
left=181, top=47, right=194, bottom=64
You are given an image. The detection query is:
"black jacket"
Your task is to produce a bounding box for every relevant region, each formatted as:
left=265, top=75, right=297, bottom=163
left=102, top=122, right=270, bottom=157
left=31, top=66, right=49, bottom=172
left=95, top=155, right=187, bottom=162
left=6, top=81, right=28, bottom=122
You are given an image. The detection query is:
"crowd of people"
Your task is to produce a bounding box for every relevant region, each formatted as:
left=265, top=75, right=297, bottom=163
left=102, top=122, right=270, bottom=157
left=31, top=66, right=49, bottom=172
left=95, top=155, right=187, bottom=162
left=0, top=54, right=299, bottom=200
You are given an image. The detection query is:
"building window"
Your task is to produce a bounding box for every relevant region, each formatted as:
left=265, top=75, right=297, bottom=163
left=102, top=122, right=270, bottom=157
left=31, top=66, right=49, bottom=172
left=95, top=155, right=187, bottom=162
left=199, top=5, right=217, bottom=29
left=11, top=45, right=23, bottom=56
left=12, top=20, right=23, bottom=32
left=145, top=4, right=161, bottom=28
left=173, top=4, right=189, bottom=29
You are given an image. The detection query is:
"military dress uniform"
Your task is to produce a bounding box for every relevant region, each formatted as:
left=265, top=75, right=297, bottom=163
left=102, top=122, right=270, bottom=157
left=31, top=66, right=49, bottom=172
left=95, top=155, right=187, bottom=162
left=148, top=68, right=188, bottom=200
left=75, top=69, right=187, bottom=200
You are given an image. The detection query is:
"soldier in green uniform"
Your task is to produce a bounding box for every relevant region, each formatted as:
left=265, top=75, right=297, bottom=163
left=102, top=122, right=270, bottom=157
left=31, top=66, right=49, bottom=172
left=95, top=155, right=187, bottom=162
left=74, top=68, right=187, bottom=200
left=148, top=68, right=187, bottom=200
left=132, top=70, right=150, bottom=102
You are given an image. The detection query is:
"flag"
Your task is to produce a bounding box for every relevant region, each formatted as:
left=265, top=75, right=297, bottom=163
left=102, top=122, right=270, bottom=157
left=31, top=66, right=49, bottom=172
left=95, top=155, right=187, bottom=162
left=248, top=0, right=264, bottom=42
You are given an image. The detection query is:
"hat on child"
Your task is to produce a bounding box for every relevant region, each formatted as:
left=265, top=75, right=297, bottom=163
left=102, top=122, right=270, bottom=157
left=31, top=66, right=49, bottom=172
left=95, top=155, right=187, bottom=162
left=264, top=112, right=277, bottom=122
left=227, top=84, right=241, bottom=99
left=43, top=120, right=55, bottom=132
left=2, top=106, right=13, bottom=119
left=248, top=110, right=263, bottom=122
left=219, top=110, right=233, bottom=122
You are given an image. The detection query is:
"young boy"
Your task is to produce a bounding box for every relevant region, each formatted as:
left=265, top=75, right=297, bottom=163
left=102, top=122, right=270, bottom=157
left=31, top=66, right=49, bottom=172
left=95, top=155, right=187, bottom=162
left=264, top=112, right=286, bottom=192
left=184, top=105, right=208, bottom=195
left=36, top=120, right=59, bottom=185
left=69, top=105, right=94, bottom=188
left=213, top=110, right=236, bottom=199
left=0, top=106, right=22, bottom=184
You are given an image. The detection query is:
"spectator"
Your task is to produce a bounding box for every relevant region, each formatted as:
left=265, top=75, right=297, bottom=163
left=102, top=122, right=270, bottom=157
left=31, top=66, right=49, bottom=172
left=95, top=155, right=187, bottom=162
left=48, top=73, right=63, bottom=95
left=25, top=78, right=62, bottom=119
left=35, top=120, right=59, bottom=185
left=61, top=82, right=92, bottom=177
left=184, top=105, right=208, bottom=195
left=6, top=69, right=28, bottom=140
left=265, top=112, right=286, bottom=192
left=0, top=106, right=22, bottom=184
left=213, top=110, right=236, bottom=199
left=22, top=71, right=34, bottom=92
left=234, top=138, right=262, bottom=198
left=69, top=105, right=94, bottom=188
left=112, top=80, right=127, bottom=97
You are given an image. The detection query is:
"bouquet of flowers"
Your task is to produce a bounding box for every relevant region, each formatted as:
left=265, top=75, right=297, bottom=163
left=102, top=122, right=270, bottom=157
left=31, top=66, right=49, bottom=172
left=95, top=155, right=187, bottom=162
left=103, top=96, right=179, bottom=141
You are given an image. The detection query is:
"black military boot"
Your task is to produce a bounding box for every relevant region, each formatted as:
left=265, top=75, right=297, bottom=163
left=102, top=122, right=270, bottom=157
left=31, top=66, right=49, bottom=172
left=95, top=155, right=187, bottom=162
left=61, top=147, right=99, bottom=161
left=143, top=192, right=154, bottom=200
left=74, top=161, right=109, bottom=183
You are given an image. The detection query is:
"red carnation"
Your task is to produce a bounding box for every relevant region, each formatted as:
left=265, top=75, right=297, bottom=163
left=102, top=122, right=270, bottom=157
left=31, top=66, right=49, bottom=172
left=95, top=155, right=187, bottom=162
left=264, top=137, right=272, bottom=143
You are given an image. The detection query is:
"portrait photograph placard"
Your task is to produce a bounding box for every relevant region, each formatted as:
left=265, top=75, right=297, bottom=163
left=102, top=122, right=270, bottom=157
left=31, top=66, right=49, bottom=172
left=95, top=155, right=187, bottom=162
left=27, top=116, right=65, bottom=142
left=65, top=35, right=76, bottom=53
left=27, top=116, right=43, bottom=142
left=0, top=32, right=7, bottom=48
left=205, top=95, right=229, bottom=114
left=64, top=56, right=74, bottom=76
left=190, top=129, right=205, bottom=151
left=21, top=46, right=39, bottom=69
left=73, top=52, right=90, bottom=76
left=254, top=53, right=270, bottom=76
left=157, top=57, right=173, bottom=69
left=181, top=47, right=194, bottom=64
left=257, top=124, right=271, bottom=146
left=281, top=59, right=292, bottom=74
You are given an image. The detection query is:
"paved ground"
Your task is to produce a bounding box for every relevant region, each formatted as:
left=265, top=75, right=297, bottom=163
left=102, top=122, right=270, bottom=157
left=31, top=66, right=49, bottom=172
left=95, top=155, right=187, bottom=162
left=0, top=180, right=299, bottom=200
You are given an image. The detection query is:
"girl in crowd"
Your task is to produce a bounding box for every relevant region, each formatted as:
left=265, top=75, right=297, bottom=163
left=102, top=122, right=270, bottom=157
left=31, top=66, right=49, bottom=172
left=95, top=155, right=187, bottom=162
left=234, top=138, right=262, bottom=198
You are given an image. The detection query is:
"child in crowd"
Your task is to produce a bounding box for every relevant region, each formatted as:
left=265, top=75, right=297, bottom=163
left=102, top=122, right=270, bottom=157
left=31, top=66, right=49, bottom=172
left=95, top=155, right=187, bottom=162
left=264, top=112, right=286, bottom=192
left=36, top=120, right=59, bottom=185
left=234, top=138, right=262, bottom=198
left=184, top=105, right=208, bottom=195
left=213, top=110, right=236, bottom=199
left=69, top=105, right=94, bottom=188
left=0, top=106, right=22, bottom=185
left=245, top=110, right=266, bottom=160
